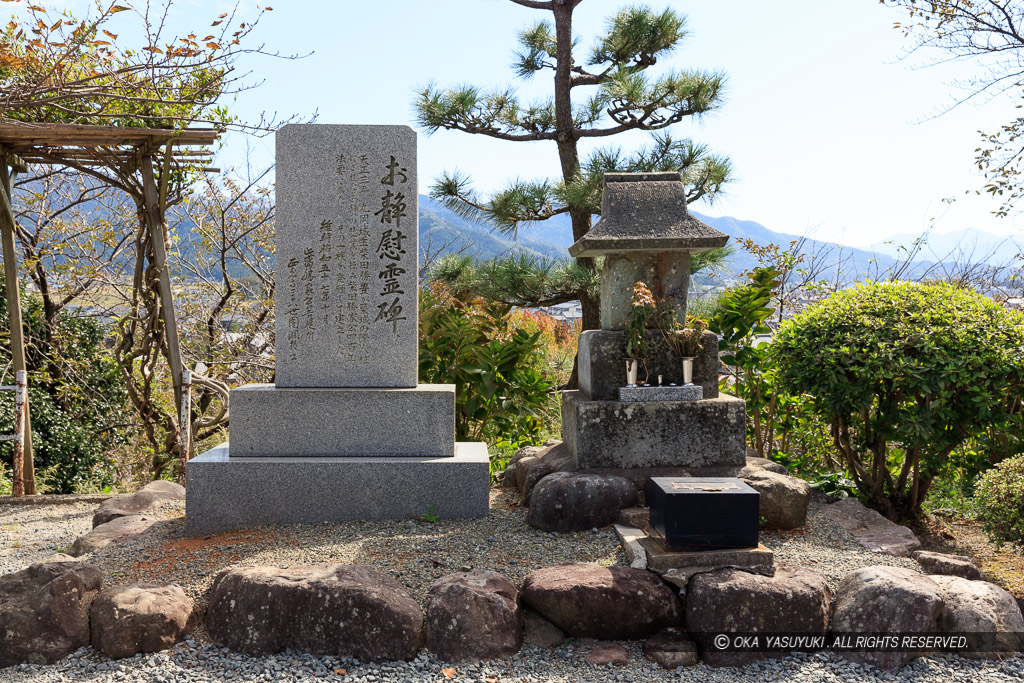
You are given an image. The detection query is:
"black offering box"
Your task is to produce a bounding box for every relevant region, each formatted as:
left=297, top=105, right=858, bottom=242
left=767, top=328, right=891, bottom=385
left=647, top=477, right=759, bottom=551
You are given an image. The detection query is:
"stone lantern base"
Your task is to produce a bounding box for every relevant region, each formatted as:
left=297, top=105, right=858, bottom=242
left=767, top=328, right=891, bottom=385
left=563, top=329, right=746, bottom=471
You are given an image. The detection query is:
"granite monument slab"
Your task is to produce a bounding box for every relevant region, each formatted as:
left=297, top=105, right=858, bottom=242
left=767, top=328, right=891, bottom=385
left=276, top=124, right=418, bottom=388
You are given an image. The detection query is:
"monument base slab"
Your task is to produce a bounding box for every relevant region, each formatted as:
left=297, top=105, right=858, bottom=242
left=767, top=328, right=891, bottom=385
left=562, top=391, right=746, bottom=469
left=184, top=442, right=490, bottom=535
left=231, top=383, right=456, bottom=457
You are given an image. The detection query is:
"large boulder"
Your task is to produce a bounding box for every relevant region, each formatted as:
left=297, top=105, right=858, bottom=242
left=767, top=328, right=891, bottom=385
left=521, top=609, right=566, bottom=648
left=425, top=571, right=521, bottom=663
left=830, top=566, right=944, bottom=670
left=526, top=472, right=639, bottom=532
left=738, top=469, right=810, bottom=530
left=931, top=575, right=1024, bottom=658
left=913, top=551, right=982, bottom=580
left=70, top=514, right=159, bottom=557
left=0, top=560, right=103, bottom=667
left=92, top=480, right=185, bottom=528
left=644, top=627, right=699, bottom=669
left=520, top=564, right=681, bottom=640
left=90, top=583, right=195, bottom=659
left=821, top=498, right=920, bottom=556
left=743, top=452, right=790, bottom=475
left=205, top=564, right=423, bottom=660
left=518, top=458, right=557, bottom=505
left=685, top=565, right=831, bottom=667
left=501, top=444, right=549, bottom=488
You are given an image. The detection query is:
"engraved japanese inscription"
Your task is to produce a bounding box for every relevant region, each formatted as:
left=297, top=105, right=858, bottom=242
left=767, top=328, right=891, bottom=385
left=275, top=125, right=418, bottom=387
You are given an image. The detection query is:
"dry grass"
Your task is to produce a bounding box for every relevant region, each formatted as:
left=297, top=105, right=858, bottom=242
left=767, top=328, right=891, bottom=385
left=918, top=514, right=1024, bottom=600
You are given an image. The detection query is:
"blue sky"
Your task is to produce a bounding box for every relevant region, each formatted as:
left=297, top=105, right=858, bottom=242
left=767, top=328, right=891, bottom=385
left=35, top=1, right=1024, bottom=245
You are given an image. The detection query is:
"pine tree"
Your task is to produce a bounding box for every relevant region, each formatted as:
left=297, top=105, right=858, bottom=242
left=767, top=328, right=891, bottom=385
left=415, top=2, right=732, bottom=330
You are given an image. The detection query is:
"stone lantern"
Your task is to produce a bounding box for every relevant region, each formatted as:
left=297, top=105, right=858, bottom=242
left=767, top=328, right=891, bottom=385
left=570, top=172, right=728, bottom=330
left=561, top=172, right=746, bottom=472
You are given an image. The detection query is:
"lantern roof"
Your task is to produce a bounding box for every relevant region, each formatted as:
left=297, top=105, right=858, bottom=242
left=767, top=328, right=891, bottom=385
left=568, top=172, right=729, bottom=257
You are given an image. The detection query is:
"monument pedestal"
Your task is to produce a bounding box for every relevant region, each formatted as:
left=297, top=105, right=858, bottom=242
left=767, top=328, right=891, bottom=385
left=562, top=391, right=746, bottom=469
left=230, top=384, right=456, bottom=457
left=185, top=443, right=489, bottom=535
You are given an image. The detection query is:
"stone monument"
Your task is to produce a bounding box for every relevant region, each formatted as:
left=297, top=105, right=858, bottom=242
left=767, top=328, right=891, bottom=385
left=561, top=172, right=747, bottom=471
left=185, top=124, right=490, bottom=535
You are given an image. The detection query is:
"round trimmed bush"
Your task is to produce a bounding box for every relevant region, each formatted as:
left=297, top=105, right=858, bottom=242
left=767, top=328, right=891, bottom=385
left=974, top=455, right=1024, bottom=546
left=771, top=280, right=1024, bottom=519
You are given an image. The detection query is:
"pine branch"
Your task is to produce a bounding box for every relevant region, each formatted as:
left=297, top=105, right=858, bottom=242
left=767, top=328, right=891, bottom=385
left=427, top=253, right=600, bottom=307
left=415, top=84, right=558, bottom=141
left=589, top=6, right=687, bottom=72
left=430, top=171, right=570, bottom=235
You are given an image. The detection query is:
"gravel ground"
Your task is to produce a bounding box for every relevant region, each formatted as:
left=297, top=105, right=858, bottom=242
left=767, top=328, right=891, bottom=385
left=0, top=501, right=96, bottom=574
left=1, top=490, right=1021, bottom=682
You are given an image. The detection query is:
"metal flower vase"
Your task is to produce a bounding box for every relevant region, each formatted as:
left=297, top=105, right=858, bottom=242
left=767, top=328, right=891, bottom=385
left=681, top=357, right=695, bottom=385
left=626, top=358, right=640, bottom=386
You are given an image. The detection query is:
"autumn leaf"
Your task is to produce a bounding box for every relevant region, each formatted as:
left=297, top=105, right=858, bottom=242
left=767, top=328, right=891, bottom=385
left=333, top=669, right=346, bottom=676
left=26, top=6, right=46, bottom=11
left=442, top=668, right=456, bottom=679
left=109, top=5, right=131, bottom=13
left=218, top=12, right=228, bottom=17
left=205, top=41, right=220, bottom=49
left=211, top=20, right=222, bottom=26
left=102, top=30, right=118, bottom=39
left=142, top=45, right=162, bottom=53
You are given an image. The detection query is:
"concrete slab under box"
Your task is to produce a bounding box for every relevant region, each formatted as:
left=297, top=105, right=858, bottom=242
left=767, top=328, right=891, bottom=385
left=184, top=442, right=490, bottom=535
left=562, top=391, right=746, bottom=469
left=639, top=535, right=774, bottom=586
left=230, top=383, right=455, bottom=457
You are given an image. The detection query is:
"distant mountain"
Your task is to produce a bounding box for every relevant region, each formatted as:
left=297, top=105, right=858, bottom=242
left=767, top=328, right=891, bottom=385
left=419, top=195, right=569, bottom=262
left=690, top=211, right=906, bottom=284
left=867, top=228, right=1023, bottom=266
left=418, top=197, right=912, bottom=286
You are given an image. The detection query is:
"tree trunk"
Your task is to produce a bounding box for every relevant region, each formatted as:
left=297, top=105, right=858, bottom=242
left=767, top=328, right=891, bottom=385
left=552, top=2, right=600, bottom=334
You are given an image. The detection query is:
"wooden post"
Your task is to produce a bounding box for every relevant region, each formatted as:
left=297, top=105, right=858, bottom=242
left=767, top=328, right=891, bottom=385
left=139, top=153, right=185, bottom=412
left=11, top=370, right=25, bottom=497
left=179, top=370, right=192, bottom=486
left=0, top=151, right=34, bottom=494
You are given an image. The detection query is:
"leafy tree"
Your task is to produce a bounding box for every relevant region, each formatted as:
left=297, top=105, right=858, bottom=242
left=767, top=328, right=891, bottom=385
left=771, top=280, right=1024, bottom=519
left=882, top=0, right=1024, bottom=215
left=415, top=2, right=731, bottom=330
left=0, top=1, right=277, bottom=128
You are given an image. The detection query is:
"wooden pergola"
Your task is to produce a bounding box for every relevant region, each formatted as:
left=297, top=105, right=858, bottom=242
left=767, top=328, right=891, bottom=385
left=0, top=122, right=219, bottom=495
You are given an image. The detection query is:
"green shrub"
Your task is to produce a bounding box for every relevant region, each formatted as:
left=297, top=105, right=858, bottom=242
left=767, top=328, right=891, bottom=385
left=973, top=455, right=1024, bottom=546
left=709, top=266, right=783, bottom=458
left=418, top=290, right=553, bottom=447
left=0, top=281, right=131, bottom=493
left=771, top=280, right=1024, bottom=519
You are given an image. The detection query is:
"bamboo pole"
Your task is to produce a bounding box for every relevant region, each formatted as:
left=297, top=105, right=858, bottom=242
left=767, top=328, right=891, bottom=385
left=0, top=150, right=34, bottom=494
left=178, top=370, right=192, bottom=486
left=12, top=370, right=26, bottom=497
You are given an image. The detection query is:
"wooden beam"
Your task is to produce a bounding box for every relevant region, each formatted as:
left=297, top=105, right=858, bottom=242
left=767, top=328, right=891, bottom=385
left=0, top=150, right=34, bottom=494
left=140, top=153, right=184, bottom=413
